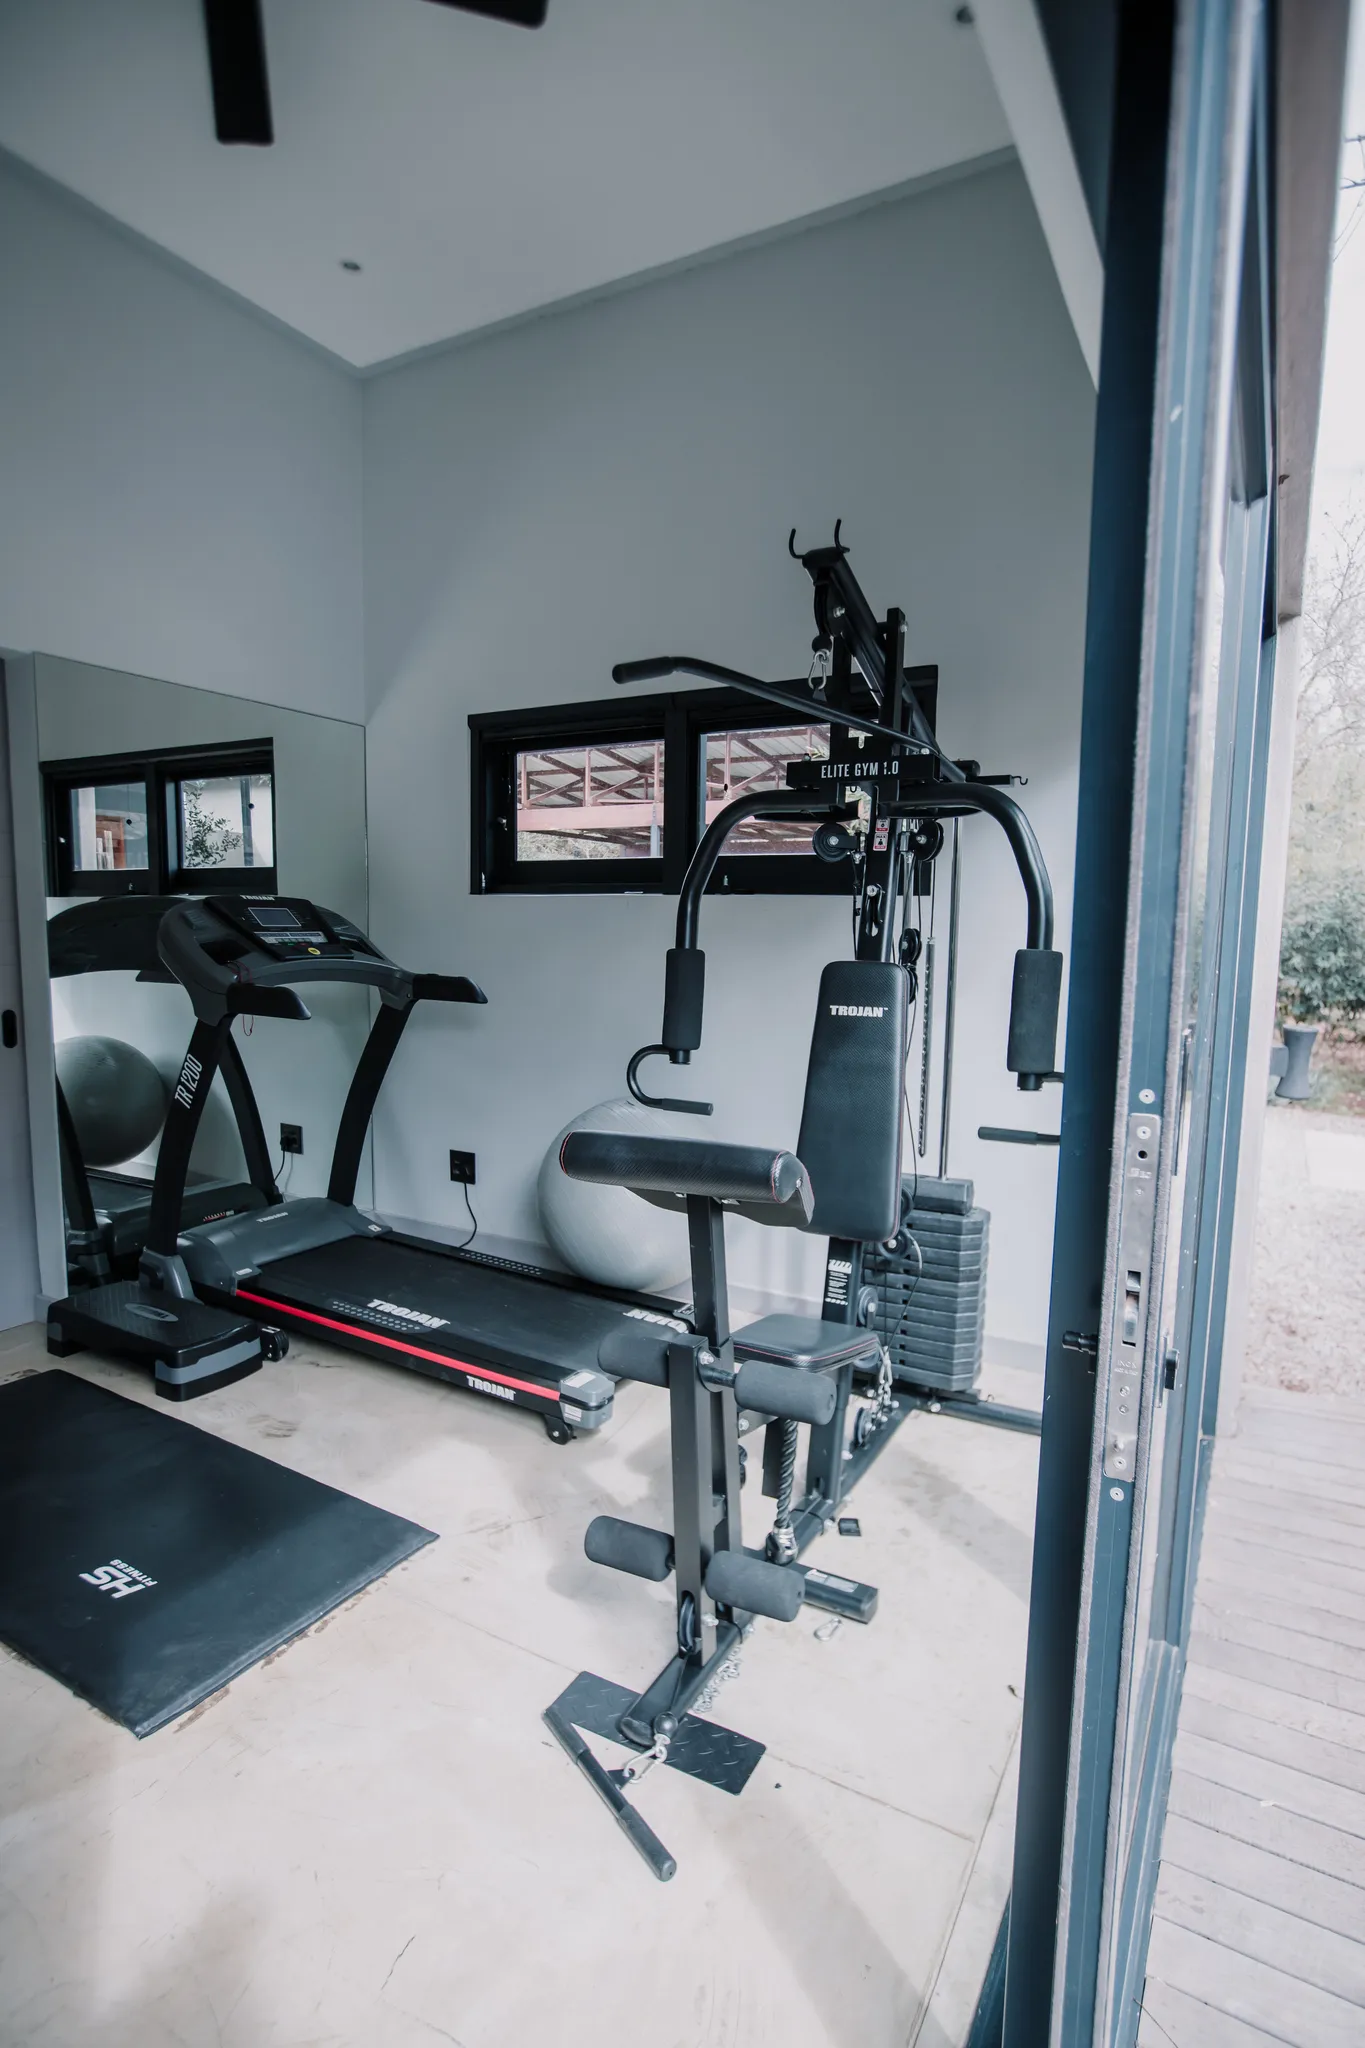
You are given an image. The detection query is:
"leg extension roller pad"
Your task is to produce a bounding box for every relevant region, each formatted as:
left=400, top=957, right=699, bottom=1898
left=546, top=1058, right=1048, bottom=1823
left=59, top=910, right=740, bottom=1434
left=705, top=1547, right=803, bottom=1623
left=733, top=1357, right=836, bottom=1427
left=585, top=1516, right=675, bottom=1581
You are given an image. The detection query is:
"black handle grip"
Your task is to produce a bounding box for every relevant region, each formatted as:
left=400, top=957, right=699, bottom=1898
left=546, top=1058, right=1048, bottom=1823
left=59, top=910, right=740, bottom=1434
left=613, top=658, right=678, bottom=684
left=226, top=985, right=311, bottom=1020
left=662, top=947, right=705, bottom=1053
left=412, top=974, right=487, bottom=1005
left=733, top=1358, right=837, bottom=1427
left=543, top=1704, right=676, bottom=1880
left=978, top=1126, right=1061, bottom=1147
left=1007, top=947, right=1063, bottom=1089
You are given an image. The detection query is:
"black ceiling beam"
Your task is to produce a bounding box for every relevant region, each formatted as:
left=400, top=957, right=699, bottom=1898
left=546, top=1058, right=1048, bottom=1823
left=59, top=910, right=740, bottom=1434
left=426, top=0, right=549, bottom=26
left=203, top=0, right=274, bottom=147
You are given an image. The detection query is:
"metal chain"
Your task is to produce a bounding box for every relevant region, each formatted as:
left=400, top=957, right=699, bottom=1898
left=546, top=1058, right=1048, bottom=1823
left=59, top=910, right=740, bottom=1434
left=692, top=1651, right=743, bottom=1719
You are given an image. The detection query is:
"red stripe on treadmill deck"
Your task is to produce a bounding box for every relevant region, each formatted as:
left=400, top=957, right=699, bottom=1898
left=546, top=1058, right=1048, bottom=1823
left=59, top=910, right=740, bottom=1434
left=234, top=1290, right=557, bottom=1403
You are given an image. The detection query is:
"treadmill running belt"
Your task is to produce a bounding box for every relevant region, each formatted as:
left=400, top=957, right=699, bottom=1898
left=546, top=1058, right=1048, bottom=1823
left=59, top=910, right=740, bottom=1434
left=0, top=1370, right=435, bottom=1736
left=248, top=1235, right=666, bottom=1387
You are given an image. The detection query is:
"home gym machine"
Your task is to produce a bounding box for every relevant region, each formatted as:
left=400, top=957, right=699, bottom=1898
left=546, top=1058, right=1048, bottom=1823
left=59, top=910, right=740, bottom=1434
left=544, top=527, right=1063, bottom=1875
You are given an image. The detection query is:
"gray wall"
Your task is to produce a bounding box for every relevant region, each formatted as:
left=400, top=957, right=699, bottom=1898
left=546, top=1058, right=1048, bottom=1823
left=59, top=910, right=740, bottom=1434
left=362, top=161, right=1095, bottom=1345
left=0, top=155, right=363, bottom=720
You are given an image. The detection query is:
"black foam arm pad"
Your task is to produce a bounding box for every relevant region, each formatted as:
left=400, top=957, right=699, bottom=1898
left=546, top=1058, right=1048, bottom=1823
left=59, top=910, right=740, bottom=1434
left=562, top=1131, right=813, bottom=1217
left=733, top=1358, right=837, bottom=1427
left=596, top=1326, right=677, bottom=1386
left=662, top=948, right=705, bottom=1052
left=1007, top=949, right=1063, bottom=1083
left=705, top=1549, right=804, bottom=1624
left=585, top=1516, right=675, bottom=1582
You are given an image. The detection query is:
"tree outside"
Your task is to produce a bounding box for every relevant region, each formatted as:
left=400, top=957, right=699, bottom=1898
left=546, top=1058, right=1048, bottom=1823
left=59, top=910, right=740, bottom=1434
left=1244, top=89, right=1365, bottom=1399
left=1278, top=503, right=1365, bottom=1113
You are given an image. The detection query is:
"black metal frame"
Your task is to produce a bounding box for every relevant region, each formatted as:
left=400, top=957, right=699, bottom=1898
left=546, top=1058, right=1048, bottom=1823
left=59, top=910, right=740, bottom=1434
left=468, top=680, right=937, bottom=899
left=43, top=739, right=277, bottom=898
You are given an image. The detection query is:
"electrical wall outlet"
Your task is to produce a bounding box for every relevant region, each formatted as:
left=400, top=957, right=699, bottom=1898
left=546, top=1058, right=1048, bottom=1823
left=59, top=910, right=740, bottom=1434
left=280, top=1123, right=304, bottom=1155
left=449, top=1149, right=476, bottom=1185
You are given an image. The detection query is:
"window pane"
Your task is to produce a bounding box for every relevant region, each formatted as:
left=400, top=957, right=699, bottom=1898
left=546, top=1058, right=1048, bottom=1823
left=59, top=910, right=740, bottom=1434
left=179, top=772, right=275, bottom=871
left=704, top=725, right=829, bottom=853
left=516, top=740, right=663, bottom=861
left=69, top=782, right=149, bottom=872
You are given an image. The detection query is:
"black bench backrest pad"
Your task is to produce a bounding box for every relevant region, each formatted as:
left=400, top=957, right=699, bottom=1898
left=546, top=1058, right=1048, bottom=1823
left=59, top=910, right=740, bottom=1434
left=798, top=960, right=909, bottom=1244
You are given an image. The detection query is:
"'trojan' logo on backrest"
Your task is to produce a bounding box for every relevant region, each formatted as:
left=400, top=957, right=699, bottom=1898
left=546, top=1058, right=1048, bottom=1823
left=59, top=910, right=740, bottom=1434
left=829, top=1004, right=886, bottom=1018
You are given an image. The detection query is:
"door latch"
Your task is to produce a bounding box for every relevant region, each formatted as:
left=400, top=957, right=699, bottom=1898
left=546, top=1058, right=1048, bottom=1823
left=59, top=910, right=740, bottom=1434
left=1103, top=1111, right=1160, bottom=1481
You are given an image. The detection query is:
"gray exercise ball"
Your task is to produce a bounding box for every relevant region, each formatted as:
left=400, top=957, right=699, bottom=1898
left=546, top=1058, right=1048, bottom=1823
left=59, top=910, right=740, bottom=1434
left=538, top=1097, right=692, bottom=1293
left=56, top=1035, right=168, bottom=1168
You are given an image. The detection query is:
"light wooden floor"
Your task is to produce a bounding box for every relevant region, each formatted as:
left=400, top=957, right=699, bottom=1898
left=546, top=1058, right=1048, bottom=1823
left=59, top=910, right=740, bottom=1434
left=1141, top=1386, right=1365, bottom=2047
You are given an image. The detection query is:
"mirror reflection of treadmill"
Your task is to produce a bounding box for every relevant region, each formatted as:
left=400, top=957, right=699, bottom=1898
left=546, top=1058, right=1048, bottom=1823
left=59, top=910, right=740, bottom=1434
left=48, top=900, right=278, bottom=1282
left=159, top=894, right=670, bottom=1440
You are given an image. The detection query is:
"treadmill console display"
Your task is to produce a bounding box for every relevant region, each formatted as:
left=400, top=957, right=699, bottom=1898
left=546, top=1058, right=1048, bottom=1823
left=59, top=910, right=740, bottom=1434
left=209, top=896, right=376, bottom=965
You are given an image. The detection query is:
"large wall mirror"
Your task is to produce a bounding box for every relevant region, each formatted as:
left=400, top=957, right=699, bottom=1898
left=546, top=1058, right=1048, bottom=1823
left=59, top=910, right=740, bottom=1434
left=28, top=654, right=368, bottom=1294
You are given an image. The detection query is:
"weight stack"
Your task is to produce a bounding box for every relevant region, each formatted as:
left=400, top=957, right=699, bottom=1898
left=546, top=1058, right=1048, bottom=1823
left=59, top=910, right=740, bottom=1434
left=864, top=1176, right=989, bottom=1396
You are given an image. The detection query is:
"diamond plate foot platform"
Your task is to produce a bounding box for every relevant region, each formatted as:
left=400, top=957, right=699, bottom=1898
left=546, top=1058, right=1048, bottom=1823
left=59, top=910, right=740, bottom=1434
left=545, top=1671, right=767, bottom=1881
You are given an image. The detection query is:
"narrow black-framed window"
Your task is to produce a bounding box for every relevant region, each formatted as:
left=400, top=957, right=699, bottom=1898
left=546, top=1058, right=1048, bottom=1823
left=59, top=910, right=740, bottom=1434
left=43, top=740, right=278, bottom=898
left=470, top=698, right=670, bottom=895
left=469, top=676, right=938, bottom=898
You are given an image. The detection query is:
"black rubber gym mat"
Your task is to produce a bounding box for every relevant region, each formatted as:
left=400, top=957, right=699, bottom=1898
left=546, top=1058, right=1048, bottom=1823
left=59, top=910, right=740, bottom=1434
left=0, top=1370, right=436, bottom=1736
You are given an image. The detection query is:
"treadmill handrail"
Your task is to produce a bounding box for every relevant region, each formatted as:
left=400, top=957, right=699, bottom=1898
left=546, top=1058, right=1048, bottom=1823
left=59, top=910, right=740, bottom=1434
left=328, top=976, right=487, bottom=1208
left=675, top=781, right=1054, bottom=953
left=48, top=898, right=181, bottom=981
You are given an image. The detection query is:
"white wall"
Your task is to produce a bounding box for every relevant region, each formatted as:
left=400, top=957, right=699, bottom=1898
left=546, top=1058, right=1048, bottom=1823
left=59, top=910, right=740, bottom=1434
left=0, top=154, right=365, bottom=1302
left=0, top=155, right=363, bottom=720
left=362, top=161, right=1095, bottom=1346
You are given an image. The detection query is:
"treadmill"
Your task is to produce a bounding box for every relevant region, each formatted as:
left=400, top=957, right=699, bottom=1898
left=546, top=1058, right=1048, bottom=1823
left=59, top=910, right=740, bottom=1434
left=49, top=900, right=277, bottom=1283
left=135, top=894, right=677, bottom=1437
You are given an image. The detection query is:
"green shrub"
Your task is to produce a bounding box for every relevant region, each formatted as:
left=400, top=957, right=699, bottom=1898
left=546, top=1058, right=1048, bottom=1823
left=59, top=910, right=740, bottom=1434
left=1279, top=881, right=1365, bottom=1029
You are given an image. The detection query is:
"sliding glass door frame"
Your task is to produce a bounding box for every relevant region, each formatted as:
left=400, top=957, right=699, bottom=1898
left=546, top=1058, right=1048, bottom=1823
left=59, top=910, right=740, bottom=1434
left=999, top=3, right=1277, bottom=2042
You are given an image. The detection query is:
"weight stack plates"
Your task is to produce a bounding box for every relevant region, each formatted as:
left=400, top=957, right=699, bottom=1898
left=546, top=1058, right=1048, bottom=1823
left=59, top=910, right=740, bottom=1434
left=865, top=1175, right=988, bottom=1395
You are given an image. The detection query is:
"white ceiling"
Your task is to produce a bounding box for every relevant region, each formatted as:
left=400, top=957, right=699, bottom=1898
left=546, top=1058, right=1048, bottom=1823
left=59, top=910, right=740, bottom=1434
left=0, top=0, right=1011, bottom=369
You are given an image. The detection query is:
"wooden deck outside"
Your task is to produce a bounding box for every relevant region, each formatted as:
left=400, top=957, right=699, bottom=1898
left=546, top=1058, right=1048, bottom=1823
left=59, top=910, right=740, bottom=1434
left=1140, top=1385, right=1365, bottom=2045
